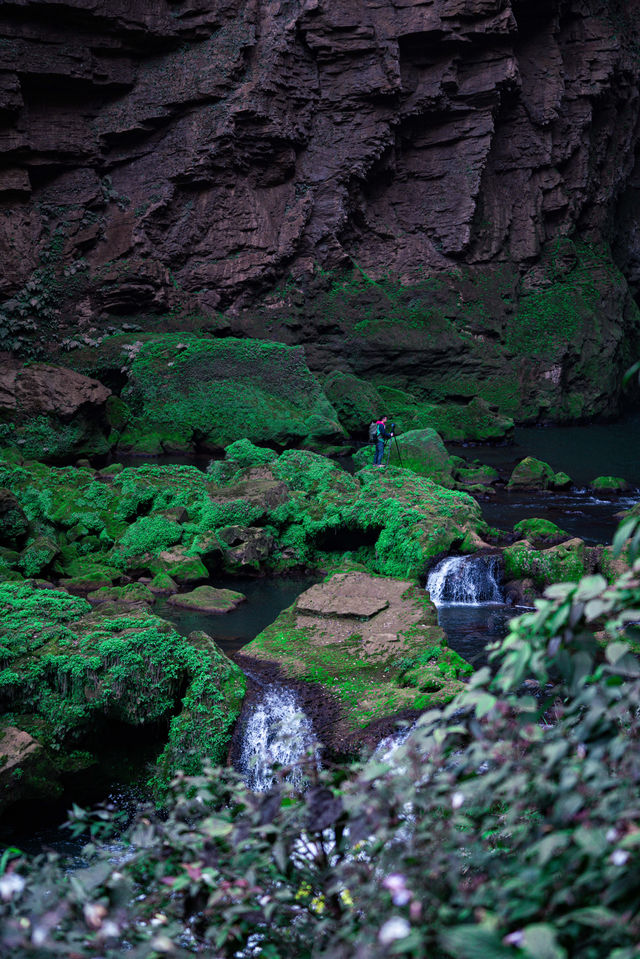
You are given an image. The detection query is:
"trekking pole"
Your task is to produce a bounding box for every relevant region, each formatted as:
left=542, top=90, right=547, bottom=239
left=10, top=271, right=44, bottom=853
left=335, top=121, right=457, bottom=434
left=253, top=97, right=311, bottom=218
left=383, top=440, right=391, bottom=468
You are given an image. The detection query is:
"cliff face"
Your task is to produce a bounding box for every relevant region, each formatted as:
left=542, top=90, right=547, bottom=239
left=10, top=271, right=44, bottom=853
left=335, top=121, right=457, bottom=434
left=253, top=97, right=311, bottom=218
left=2, top=0, right=640, bottom=421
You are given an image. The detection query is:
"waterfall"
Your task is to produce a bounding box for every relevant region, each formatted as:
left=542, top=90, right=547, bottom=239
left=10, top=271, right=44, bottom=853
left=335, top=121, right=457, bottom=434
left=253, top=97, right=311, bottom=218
left=427, top=555, right=503, bottom=606
left=238, top=686, right=318, bottom=792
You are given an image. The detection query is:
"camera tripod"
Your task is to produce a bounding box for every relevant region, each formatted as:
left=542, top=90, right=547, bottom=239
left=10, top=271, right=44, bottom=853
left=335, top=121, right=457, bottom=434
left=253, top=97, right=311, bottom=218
left=382, top=423, right=403, bottom=469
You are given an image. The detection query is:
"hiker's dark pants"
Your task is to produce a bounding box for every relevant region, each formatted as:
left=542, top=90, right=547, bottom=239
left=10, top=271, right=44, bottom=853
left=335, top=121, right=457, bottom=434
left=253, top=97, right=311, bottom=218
left=374, top=440, right=385, bottom=465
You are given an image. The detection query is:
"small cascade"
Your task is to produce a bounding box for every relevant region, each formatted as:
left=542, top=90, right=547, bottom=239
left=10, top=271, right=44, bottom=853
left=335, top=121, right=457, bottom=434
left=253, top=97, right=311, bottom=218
left=427, top=554, right=503, bottom=606
left=238, top=686, right=318, bottom=792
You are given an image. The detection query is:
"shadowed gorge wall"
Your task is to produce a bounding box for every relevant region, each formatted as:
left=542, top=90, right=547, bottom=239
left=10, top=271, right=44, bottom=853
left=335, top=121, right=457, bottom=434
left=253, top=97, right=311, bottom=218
left=2, top=0, right=640, bottom=422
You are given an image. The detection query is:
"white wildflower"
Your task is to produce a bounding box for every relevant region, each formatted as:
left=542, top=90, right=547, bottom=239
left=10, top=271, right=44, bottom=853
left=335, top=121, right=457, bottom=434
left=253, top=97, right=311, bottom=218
left=378, top=916, right=411, bottom=945
left=503, top=930, right=524, bottom=946
left=611, top=849, right=629, bottom=866
left=0, top=872, right=25, bottom=901
left=382, top=873, right=411, bottom=906
left=451, top=791, right=465, bottom=809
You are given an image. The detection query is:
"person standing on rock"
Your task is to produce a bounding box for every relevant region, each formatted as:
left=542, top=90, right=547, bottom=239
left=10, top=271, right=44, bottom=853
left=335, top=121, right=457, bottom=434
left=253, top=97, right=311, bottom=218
left=374, top=416, right=394, bottom=466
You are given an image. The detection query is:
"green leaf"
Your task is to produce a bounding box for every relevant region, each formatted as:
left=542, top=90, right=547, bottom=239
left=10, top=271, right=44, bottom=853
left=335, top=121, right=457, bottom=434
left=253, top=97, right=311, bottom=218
left=522, top=923, right=567, bottom=959
left=575, top=576, right=607, bottom=601
left=535, top=832, right=570, bottom=866
left=613, top=518, right=637, bottom=557
left=439, top=925, right=514, bottom=959
left=605, top=642, right=630, bottom=664
left=202, top=817, right=233, bottom=838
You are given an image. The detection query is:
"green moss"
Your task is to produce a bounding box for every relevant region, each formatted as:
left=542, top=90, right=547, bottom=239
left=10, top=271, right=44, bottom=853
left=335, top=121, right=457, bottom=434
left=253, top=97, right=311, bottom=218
left=513, top=517, right=569, bottom=544
left=120, top=335, right=344, bottom=451
left=589, top=475, right=630, bottom=492
left=508, top=457, right=572, bottom=491
left=503, top=539, right=587, bottom=588
left=114, top=515, right=184, bottom=564
left=0, top=583, right=245, bottom=793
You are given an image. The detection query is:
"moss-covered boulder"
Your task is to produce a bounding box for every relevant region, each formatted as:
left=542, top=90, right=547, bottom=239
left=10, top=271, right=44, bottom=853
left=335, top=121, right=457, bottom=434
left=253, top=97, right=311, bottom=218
left=150, top=548, right=209, bottom=584
left=376, top=390, right=514, bottom=443
left=87, top=583, right=155, bottom=604
left=119, top=334, right=345, bottom=453
left=323, top=371, right=383, bottom=435
left=451, top=457, right=499, bottom=490
left=0, top=489, right=29, bottom=546
left=513, top=517, right=570, bottom=546
left=503, top=538, right=590, bottom=588
left=242, top=571, right=471, bottom=736
left=589, top=475, right=631, bottom=492
left=0, top=581, right=246, bottom=808
left=19, top=535, right=59, bottom=577
left=167, top=585, right=246, bottom=613
left=352, top=427, right=455, bottom=487
left=508, top=457, right=572, bottom=491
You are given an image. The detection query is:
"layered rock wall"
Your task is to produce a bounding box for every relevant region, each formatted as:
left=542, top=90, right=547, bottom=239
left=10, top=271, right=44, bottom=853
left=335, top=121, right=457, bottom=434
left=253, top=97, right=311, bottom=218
left=1, top=0, right=640, bottom=420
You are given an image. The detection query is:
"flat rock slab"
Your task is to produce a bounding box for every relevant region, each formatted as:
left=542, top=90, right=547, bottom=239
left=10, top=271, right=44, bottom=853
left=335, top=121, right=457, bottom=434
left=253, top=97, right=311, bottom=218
left=297, top=580, right=389, bottom=619
left=168, top=585, right=246, bottom=614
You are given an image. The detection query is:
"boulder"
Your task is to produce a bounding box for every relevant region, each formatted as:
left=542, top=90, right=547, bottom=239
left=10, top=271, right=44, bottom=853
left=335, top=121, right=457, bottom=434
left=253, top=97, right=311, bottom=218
left=323, top=371, right=383, bottom=435
left=513, top=517, right=570, bottom=546
left=0, top=725, right=61, bottom=815
left=119, top=335, right=346, bottom=453
left=589, top=475, right=631, bottom=492
left=353, top=427, right=455, bottom=487
left=0, top=488, right=29, bottom=546
left=0, top=360, right=113, bottom=462
left=217, top=525, right=275, bottom=570
left=0, top=361, right=110, bottom=419
left=508, top=457, right=572, bottom=491
left=87, top=583, right=154, bottom=604
left=167, top=585, right=246, bottom=613
left=503, top=538, right=591, bottom=588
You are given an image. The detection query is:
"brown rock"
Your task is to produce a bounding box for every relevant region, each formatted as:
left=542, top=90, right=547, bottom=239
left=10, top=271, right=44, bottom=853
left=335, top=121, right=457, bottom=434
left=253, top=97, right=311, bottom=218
left=0, top=358, right=110, bottom=421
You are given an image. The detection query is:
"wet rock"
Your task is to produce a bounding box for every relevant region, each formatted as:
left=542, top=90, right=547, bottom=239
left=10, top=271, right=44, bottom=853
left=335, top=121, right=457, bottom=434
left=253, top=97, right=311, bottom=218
left=508, top=456, right=572, bottom=491
left=589, top=475, right=631, bottom=493
left=0, top=725, right=61, bottom=815
left=167, top=585, right=246, bottom=613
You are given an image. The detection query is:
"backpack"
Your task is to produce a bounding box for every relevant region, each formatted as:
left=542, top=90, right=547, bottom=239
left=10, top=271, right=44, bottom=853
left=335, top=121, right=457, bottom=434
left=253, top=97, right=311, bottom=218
left=368, top=421, right=378, bottom=444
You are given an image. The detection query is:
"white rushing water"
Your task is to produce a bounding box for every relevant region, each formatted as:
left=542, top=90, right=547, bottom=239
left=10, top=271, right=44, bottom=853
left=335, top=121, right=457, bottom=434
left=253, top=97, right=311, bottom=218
left=238, top=686, right=318, bottom=792
left=427, top=554, right=503, bottom=607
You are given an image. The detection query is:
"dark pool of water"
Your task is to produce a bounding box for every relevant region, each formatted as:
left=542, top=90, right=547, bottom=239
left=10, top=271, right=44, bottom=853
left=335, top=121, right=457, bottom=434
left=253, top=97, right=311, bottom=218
left=450, top=409, right=640, bottom=487
left=154, top=572, right=319, bottom=654
left=435, top=604, right=520, bottom=669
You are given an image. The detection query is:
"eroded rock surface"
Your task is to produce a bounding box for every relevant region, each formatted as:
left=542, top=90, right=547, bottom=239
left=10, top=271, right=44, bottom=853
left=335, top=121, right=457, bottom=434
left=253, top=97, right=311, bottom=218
left=1, top=1, right=639, bottom=424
